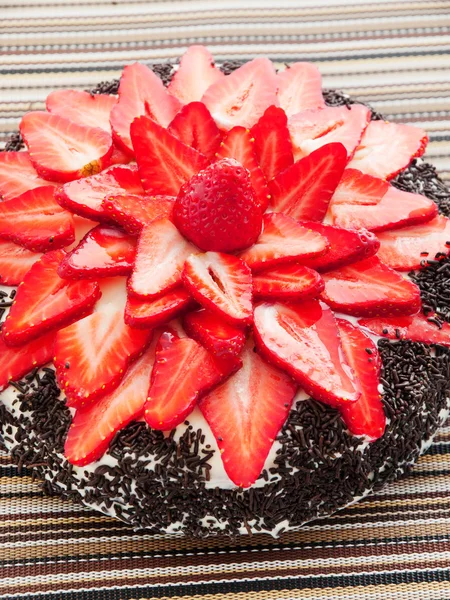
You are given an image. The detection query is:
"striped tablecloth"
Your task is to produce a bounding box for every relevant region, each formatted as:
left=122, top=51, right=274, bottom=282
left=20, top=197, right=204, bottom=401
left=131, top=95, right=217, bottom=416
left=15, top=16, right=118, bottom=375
left=2, top=1, right=450, bottom=598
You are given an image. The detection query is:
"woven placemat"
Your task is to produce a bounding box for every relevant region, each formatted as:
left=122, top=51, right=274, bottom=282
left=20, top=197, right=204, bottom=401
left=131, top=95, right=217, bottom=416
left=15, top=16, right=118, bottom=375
left=2, top=1, right=450, bottom=598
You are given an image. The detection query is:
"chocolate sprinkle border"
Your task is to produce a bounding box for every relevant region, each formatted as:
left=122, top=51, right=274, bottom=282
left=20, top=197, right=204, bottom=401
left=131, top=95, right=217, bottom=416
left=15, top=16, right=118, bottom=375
left=1, top=60, right=450, bottom=538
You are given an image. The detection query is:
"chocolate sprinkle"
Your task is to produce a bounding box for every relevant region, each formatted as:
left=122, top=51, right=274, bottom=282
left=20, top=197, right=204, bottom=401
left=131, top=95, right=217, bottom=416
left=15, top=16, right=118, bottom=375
left=1, top=63, right=450, bottom=538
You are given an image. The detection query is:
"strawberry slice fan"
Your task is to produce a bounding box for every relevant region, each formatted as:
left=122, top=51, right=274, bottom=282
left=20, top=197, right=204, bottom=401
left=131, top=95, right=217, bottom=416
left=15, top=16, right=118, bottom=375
left=0, top=43, right=449, bottom=495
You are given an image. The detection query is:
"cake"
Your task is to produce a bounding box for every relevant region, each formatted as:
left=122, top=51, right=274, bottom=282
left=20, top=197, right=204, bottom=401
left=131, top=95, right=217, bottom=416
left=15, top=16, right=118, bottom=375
left=1, top=46, right=450, bottom=538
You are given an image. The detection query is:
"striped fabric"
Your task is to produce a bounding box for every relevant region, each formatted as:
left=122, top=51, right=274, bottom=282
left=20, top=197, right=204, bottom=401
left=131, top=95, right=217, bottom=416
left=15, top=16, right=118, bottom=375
left=1, top=0, right=450, bottom=598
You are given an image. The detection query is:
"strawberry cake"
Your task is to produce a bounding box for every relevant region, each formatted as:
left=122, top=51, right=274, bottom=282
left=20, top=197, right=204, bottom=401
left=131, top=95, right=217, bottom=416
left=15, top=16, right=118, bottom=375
left=0, top=46, right=450, bottom=537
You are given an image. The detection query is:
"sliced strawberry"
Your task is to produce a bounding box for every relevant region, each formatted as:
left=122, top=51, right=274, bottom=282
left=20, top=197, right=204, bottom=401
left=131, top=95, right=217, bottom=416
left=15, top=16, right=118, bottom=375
left=330, top=185, right=438, bottom=232
left=0, top=186, right=75, bottom=252
left=168, top=101, right=222, bottom=160
left=102, top=193, right=175, bottom=234
left=109, top=143, right=133, bottom=166
left=58, top=225, right=136, bottom=280
left=56, top=164, right=144, bottom=221
left=129, top=218, right=197, bottom=298
left=0, top=152, right=56, bottom=202
left=288, top=104, right=371, bottom=161
left=0, top=332, right=56, bottom=392
left=173, top=158, right=262, bottom=253
left=376, top=215, right=450, bottom=270
left=250, top=105, right=294, bottom=181
left=331, top=168, right=389, bottom=205
left=55, top=307, right=151, bottom=407
left=182, top=252, right=253, bottom=326
left=359, top=312, right=450, bottom=346
left=168, top=45, right=225, bottom=104
left=20, top=111, right=113, bottom=183
left=2, top=250, right=100, bottom=346
left=300, top=222, right=380, bottom=272
left=64, top=340, right=157, bottom=466
left=199, top=339, right=297, bottom=488
left=320, top=256, right=422, bottom=317
left=337, top=318, right=386, bottom=440
left=253, top=300, right=361, bottom=406
left=253, top=264, right=324, bottom=300
left=201, top=57, right=278, bottom=130
left=46, top=89, right=117, bottom=133
left=277, top=62, right=325, bottom=116
left=144, top=330, right=241, bottom=430
left=348, top=121, right=428, bottom=179
left=110, top=62, right=182, bottom=154
left=125, top=288, right=191, bottom=328
left=216, top=126, right=270, bottom=210
left=130, top=115, right=209, bottom=196
left=239, top=213, right=328, bottom=271
left=269, top=143, right=347, bottom=221
left=0, top=240, right=41, bottom=286
left=184, top=308, right=246, bottom=357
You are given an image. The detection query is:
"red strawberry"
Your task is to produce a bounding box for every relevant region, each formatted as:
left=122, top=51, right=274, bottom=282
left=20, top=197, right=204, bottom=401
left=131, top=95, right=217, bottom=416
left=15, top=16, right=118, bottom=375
left=253, top=300, right=361, bottom=406
left=168, top=45, right=225, bottom=104
left=55, top=307, right=151, bottom=407
left=269, top=143, right=347, bottom=221
left=348, top=121, right=428, bottom=179
left=0, top=186, right=75, bottom=252
left=64, top=340, right=157, bottom=466
left=0, top=240, right=41, bottom=286
left=2, top=250, right=100, bottom=346
left=330, top=185, right=438, bottom=232
left=125, top=288, right=191, bottom=328
left=253, top=264, right=324, bottom=300
left=58, top=225, right=136, bottom=280
left=376, top=215, right=450, bottom=271
left=109, top=143, right=133, bottom=166
left=20, top=111, right=113, bottom=183
left=56, top=164, right=144, bottom=221
left=201, top=57, right=278, bottom=130
left=130, top=116, right=209, bottom=196
left=320, top=256, right=422, bottom=317
left=251, top=105, right=294, bottom=181
left=358, top=312, right=450, bottom=347
left=300, top=222, right=380, bottom=272
left=331, top=168, right=389, bottom=205
left=216, top=126, right=270, bottom=211
left=337, top=319, right=385, bottom=440
left=0, top=152, right=56, bottom=202
left=46, top=89, right=117, bottom=133
left=199, top=339, right=297, bottom=488
left=110, top=62, right=182, bottom=154
left=184, top=308, right=246, bottom=357
left=183, top=252, right=253, bottom=326
left=277, top=62, right=325, bottom=116
left=102, top=193, right=175, bottom=235
left=289, top=105, right=370, bottom=161
left=239, top=213, right=328, bottom=271
left=144, top=330, right=241, bottom=430
left=0, top=332, right=56, bottom=392
left=173, top=158, right=263, bottom=252
left=129, top=218, right=197, bottom=298
left=168, top=102, right=222, bottom=160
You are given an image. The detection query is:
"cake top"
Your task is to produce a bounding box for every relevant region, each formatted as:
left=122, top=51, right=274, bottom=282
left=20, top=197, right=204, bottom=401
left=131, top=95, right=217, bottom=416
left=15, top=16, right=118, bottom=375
left=0, top=45, right=449, bottom=489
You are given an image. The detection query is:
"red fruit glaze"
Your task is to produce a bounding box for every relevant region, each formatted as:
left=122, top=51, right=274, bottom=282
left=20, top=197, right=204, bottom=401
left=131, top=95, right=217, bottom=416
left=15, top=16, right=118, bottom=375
left=184, top=308, right=246, bottom=357
left=173, top=158, right=263, bottom=252
left=253, top=300, right=361, bottom=407
left=337, top=319, right=386, bottom=440
left=199, top=339, right=297, bottom=488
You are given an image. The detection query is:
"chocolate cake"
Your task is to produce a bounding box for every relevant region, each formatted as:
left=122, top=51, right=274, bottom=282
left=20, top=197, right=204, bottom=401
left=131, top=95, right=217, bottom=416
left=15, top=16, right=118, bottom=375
left=1, top=48, right=449, bottom=537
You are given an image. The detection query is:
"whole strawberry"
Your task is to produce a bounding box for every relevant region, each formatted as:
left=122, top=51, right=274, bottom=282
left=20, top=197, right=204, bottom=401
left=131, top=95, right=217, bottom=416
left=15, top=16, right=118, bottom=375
left=173, top=158, right=263, bottom=252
